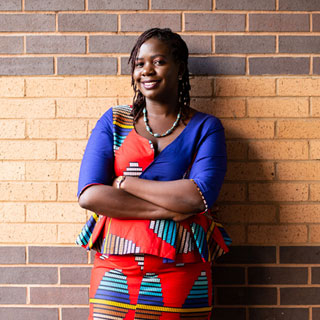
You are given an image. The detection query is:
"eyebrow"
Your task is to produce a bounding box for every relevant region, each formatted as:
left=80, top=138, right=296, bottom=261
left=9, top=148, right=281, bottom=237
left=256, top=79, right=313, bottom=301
left=135, top=54, right=167, bottom=61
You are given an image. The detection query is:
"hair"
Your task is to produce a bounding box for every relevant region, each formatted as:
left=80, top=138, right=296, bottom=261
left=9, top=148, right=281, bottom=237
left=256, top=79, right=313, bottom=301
left=128, top=28, right=191, bottom=121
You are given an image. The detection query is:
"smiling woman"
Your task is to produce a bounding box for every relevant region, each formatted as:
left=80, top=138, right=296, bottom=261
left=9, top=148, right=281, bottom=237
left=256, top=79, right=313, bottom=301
left=77, top=28, right=230, bottom=320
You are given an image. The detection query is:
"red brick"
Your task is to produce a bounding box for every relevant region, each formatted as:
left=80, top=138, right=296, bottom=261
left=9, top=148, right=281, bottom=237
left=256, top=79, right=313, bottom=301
left=280, top=205, right=320, bottom=223
left=250, top=14, right=309, bottom=32
left=310, top=184, right=320, bottom=201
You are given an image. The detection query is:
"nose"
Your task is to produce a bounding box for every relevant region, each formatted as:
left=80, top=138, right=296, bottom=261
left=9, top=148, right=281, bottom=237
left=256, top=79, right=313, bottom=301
left=142, top=62, right=155, bottom=76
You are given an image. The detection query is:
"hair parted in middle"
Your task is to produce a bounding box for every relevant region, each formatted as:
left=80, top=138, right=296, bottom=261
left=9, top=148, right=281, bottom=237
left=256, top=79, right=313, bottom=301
left=128, top=28, right=191, bottom=122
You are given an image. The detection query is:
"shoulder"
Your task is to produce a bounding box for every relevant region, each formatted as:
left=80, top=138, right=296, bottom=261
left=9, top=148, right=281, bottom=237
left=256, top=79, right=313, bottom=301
left=190, top=110, right=224, bottom=134
left=96, top=105, right=133, bottom=128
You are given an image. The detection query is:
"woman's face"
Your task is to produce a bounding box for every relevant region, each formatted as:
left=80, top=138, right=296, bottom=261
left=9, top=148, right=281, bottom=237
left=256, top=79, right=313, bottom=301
left=133, top=37, right=181, bottom=104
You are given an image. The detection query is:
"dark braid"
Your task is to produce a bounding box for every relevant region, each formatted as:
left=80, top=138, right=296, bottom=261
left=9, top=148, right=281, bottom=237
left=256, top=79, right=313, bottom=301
left=128, top=28, right=191, bottom=122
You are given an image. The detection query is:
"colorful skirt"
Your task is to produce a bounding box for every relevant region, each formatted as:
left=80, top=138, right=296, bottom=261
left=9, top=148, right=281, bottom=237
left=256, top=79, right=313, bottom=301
left=89, top=253, right=213, bottom=320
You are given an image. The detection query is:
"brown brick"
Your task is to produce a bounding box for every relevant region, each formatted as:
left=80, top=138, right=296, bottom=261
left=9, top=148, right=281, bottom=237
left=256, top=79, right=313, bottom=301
left=25, top=0, right=84, bottom=10
left=248, top=141, right=308, bottom=160
left=28, top=246, right=88, bottom=264
left=181, top=35, right=212, bottom=54
left=152, top=0, right=211, bottom=10
left=249, top=308, right=309, bottom=320
left=247, top=97, right=309, bottom=118
left=312, top=268, right=320, bottom=284
left=278, top=78, right=320, bottom=96
left=281, top=205, right=320, bottom=223
left=281, top=288, right=320, bottom=305
left=89, top=0, right=147, bottom=10
left=313, top=57, right=320, bottom=75
left=190, top=77, right=214, bottom=97
left=217, top=246, right=276, bottom=264
left=120, top=57, right=130, bottom=75
left=281, top=246, right=320, bottom=264
left=0, top=247, right=25, bottom=264
left=27, top=36, right=85, bottom=54
left=249, top=57, right=309, bottom=75
left=310, top=184, right=320, bottom=201
left=0, top=267, right=57, bottom=284
left=0, top=0, right=21, bottom=10
left=62, top=308, right=89, bottom=320
left=215, top=78, right=276, bottom=97
left=248, top=267, right=307, bottom=285
left=0, top=308, right=58, bottom=320
left=0, top=36, right=23, bottom=54
left=248, top=225, right=307, bottom=244
left=192, top=98, right=246, bottom=118
left=0, top=58, right=53, bottom=76
left=0, top=141, right=56, bottom=160
left=226, top=141, right=247, bottom=160
left=312, top=98, right=320, bottom=117
left=185, top=14, right=245, bottom=32
left=280, top=36, right=320, bottom=53
left=90, top=35, right=137, bottom=53
left=121, top=14, right=181, bottom=32
left=225, top=162, right=275, bottom=181
left=212, top=308, right=246, bottom=320
left=280, top=0, right=320, bottom=11
left=278, top=120, right=320, bottom=138
left=61, top=267, right=92, bottom=284
left=313, top=14, right=320, bottom=32
left=216, top=287, right=277, bottom=305
left=0, top=120, right=25, bottom=139
left=310, top=226, right=320, bottom=243
left=31, top=287, right=88, bottom=305
left=212, top=267, right=245, bottom=285
left=0, top=14, right=55, bottom=31
left=189, top=57, right=245, bottom=75
left=224, top=225, right=246, bottom=245
left=220, top=205, right=277, bottom=224
left=216, top=36, right=275, bottom=54
left=218, top=183, right=246, bottom=201
left=250, top=14, right=309, bottom=32
left=277, top=162, right=320, bottom=181
left=216, top=0, right=275, bottom=10
left=222, top=119, right=274, bottom=139
left=58, top=14, right=117, bottom=32
left=0, top=287, right=26, bottom=304
left=249, top=182, right=308, bottom=202
left=58, top=57, right=117, bottom=75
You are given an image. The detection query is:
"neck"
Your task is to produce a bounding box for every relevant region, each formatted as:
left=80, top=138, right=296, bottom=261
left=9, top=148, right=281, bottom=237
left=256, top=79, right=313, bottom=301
left=145, top=98, right=179, bottom=118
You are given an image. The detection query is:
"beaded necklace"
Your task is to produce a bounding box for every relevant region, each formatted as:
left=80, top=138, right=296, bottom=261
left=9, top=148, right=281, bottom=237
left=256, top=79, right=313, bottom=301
left=143, top=106, right=182, bottom=138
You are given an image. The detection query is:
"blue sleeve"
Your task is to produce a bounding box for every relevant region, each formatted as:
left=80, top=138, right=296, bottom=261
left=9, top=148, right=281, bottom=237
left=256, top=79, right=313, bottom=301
left=77, top=108, right=114, bottom=197
left=188, top=117, right=227, bottom=208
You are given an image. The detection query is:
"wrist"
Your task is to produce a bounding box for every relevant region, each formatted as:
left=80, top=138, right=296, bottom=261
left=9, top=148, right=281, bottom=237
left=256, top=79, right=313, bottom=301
left=115, top=176, right=126, bottom=189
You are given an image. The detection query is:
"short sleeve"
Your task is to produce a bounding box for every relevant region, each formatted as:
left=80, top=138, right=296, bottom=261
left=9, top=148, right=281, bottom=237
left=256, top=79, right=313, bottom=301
left=77, top=108, right=114, bottom=197
left=188, top=117, right=227, bottom=208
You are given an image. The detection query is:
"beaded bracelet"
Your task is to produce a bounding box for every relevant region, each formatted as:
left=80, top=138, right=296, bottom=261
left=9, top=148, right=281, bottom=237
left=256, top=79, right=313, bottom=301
left=190, top=179, right=209, bottom=215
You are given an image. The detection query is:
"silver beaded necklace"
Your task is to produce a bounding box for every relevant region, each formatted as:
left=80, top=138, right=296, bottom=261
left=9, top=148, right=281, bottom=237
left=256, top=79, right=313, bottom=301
left=143, top=107, right=182, bottom=138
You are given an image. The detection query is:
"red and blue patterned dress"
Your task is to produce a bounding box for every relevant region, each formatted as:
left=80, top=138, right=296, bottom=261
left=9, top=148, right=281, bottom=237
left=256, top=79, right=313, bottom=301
left=76, top=105, right=231, bottom=319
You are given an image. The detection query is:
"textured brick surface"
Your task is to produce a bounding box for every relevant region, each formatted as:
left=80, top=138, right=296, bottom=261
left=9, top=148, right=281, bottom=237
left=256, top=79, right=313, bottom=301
left=0, top=120, right=25, bottom=139
left=277, top=162, right=320, bottom=181
left=0, top=0, right=21, bottom=10
left=152, top=0, right=211, bottom=10
left=89, top=35, right=137, bottom=53
left=212, top=267, right=245, bottom=285
left=313, top=15, right=320, bottom=32
left=277, top=120, right=320, bottom=138
left=248, top=267, right=307, bottom=284
left=121, top=14, right=181, bottom=32
left=58, top=14, right=117, bottom=32
left=0, top=58, right=53, bottom=75
left=278, top=78, right=320, bottom=96
left=310, top=184, right=320, bottom=201
left=280, top=246, right=320, bottom=264
left=212, top=308, right=246, bottom=320
left=0, top=287, right=26, bottom=304
left=225, top=162, right=274, bottom=181
left=189, top=57, right=245, bottom=75
left=60, top=267, right=92, bottom=284
left=280, top=36, right=320, bottom=53
left=279, top=0, right=320, bottom=11
left=249, top=308, right=309, bottom=320
left=249, top=14, right=309, bottom=32
left=216, top=287, right=277, bottom=305
left=88, top=0, right=148, bottom=10
left=0, top=267, right=57, bottom=284
left=0, top=14, right=55, bottom=32
left=0, top=203, right=25, bottom=222
left=313, top=58, right=320, bottom=75
left=27, top=36, right=85, bottom=54
left=58, top=57, right=117, bottom=75
left=218, top=183, right=246, bottom=201
left=30, top=287, right=88, bottom=305
left=312, top=268, right=320, bottom=284
left=185, top=14, right=245, bottom=32
left=0, top=308, right=58, bottom=320
left=249, top=57, right=309, bottom=75
left=215, top=36, right=275, bottom=54
left=62, top=308, right=89, bottom=320
left=281, top=288, right=320, bottom=305
left=0, top=36, right=23, bottom=54
left=0, top=247, right=25, bottom=264
left=181, top=36, right=212, bottom=54
left=28, top=246, right=87, bottom=264
left=216, top=0, right=275, bottom=10
left=25, top=0, right=84, bottom=10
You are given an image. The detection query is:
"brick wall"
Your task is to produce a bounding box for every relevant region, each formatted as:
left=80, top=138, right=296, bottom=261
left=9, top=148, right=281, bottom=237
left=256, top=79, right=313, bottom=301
left=0, top=1, right=320, bottom=319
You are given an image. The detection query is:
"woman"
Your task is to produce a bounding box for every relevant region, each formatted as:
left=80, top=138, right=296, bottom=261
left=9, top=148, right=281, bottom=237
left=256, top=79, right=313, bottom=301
left=77, top=28, right=230, bottom=320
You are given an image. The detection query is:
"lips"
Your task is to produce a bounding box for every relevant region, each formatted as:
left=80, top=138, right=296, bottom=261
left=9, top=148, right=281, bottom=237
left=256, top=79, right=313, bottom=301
left=141, top=80, right=160, bottom=89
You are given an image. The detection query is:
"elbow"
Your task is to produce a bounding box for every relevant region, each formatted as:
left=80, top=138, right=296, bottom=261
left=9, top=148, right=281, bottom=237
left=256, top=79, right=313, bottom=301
left=78, top=189, right=94, bottom=210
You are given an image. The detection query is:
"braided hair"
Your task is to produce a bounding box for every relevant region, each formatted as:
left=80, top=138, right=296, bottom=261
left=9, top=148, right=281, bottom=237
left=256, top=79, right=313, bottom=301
left=128, top=28, right=191, bottom=122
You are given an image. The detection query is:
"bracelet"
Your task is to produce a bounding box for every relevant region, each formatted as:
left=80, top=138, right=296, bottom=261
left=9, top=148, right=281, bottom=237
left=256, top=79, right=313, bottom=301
left=190, top=179, right=209, bottom=215
left=116, top=176, right=126, bottom=189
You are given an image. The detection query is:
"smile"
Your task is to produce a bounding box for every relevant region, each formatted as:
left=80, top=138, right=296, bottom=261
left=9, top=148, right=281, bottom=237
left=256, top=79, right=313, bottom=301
left=141, top=81, right=160, bottom=89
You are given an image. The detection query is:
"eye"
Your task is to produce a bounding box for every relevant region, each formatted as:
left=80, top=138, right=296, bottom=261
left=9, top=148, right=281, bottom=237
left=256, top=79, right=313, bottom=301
left=135, top=61, right=144, bottom=68
left=154, top=59, right=165, bottom=66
